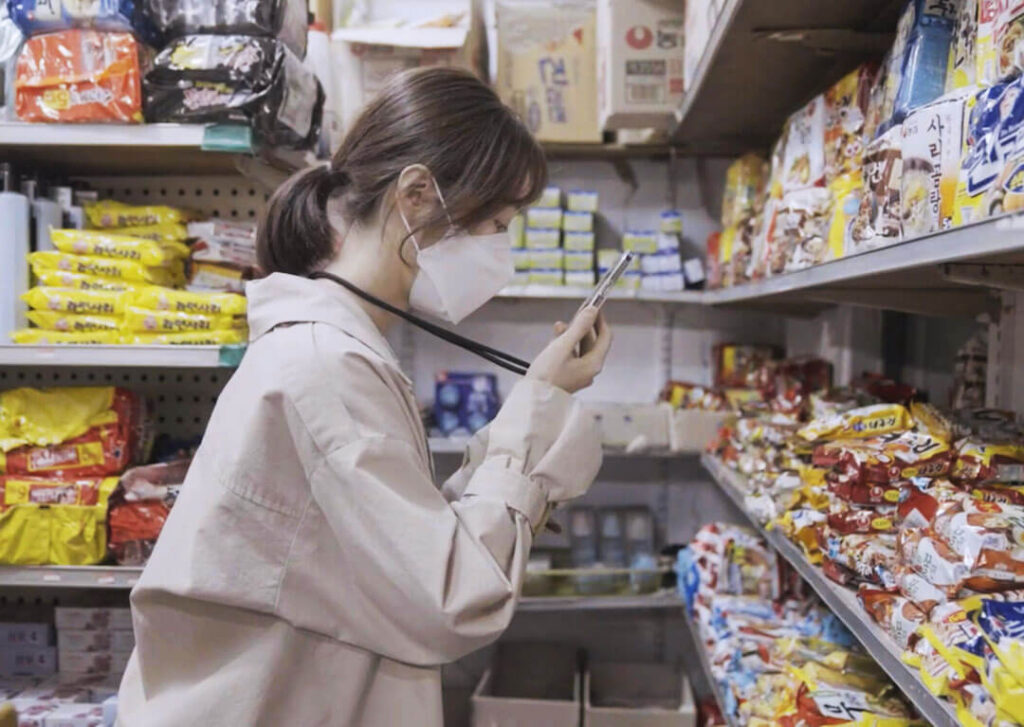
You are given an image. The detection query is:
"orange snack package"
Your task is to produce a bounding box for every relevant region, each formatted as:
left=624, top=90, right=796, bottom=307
left=15, top=30, right=143, bottom=123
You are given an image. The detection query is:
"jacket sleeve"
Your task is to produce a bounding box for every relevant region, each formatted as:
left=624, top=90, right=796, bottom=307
left=308, top=377, right=600, bottom=667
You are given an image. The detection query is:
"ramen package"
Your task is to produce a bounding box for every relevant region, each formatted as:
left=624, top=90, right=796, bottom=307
left=144, top=35, right=323, bottom=150
left=120, top=329, right=247, bottom=345
left=187, top=220, right=258, bottom=267
left=825, top=65, right=873, bottom=181
left=51, top=229, right=189, bottom=267
left=21, top=287, right=126, bottom=316
left=799, top=404, right=913, bottom=443
left=122, top=306, right=246, bottom=334
left=859, top=589, right=928, bottom=648
left=26, top=311, right=121, bottom=333
left=951, top=438, right=1024, bottom=484
left=772, top=187, right=835, bottom=273
left=998, top=2, right=1024, bottom=81
left=780, top=95, right=826, bottom=194
left=721, top=154, right=768, bottom=227
left=29, top=251, right=184, bottom=287
left=979, top=0, right=1002, bottom=84
left=946, top=0, right=978, bottom=92
left=827, top=172, right=863, bottom=259
left=15, top=30, right=144, bottom=123
left=7, top=0, right=157, bottom=42
left=9, top=329, right=120, bottom=345
left=130, top=288, right=247, bottom=316
left=851, top=125, right=903, bottom=251
left=85, top=200, right=196, bottom=229
left=33, top=270, right=136, bottom=292
left=0, top=476, right=117, bottom=510
left=900, top=91, right=969, bottom=236
left=142, top=0, right=307, bottom=57
left=892, top=0, right=956, bottom=121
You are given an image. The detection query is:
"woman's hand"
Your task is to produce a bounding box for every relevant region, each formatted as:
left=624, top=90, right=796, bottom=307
left=526, top=307, right=612, bottom=393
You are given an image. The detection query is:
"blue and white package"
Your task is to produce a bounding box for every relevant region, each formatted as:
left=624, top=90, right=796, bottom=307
left=7, top=0, right=158, bottom=43
left=434, top=371, right=500, bottom=437
left=892, top=0, right=956, bottom=121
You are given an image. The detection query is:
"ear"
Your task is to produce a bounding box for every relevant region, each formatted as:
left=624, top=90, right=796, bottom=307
left=396, top=164, right=440, bottom=227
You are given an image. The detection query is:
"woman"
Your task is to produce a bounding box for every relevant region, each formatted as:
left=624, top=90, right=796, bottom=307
left=117, top=67, right=612, bottom=726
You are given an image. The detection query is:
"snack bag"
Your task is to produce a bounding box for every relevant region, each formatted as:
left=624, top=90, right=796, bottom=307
left=825, top=65, right=873, bottom=181
left=0, top=476, right=117, bottom=509
left=29, top=251, right=184, bottom=287
left=0, top=386, right=121, bottom=451
left=850, top=125, right=903, bottom=251
left=901, top=91, right=970, bottom=236
left=142, top=0, right=307, bottom=57
left=26, top=311, right=121, bottom=333
left=113, top=223, right=190, bottom=242
left=84, top=200, right=196, bottom=229
left=722, top=154, right=768, bottom=227
left=780, top=95, right=826, bottom=194
left=122, top=306, right=246, bottom=334
left=15, top=30, right=143, bottom=123
left=946, top=0, right=978, bottom=92
left=826, top=172, right=862, bottom=260
left=859, top=589, right=928, bottom=648
left=979, top=0, right=1003, bottom=85
left=772, top=187, right=834, bottom=274
left=998, top=2, right=1024, bottom=80
left=799, top=404, right=913, bottom=442
left=9, top=329, right=121, bottom=345
left=33, top=270, right=136, bottom=292
left=952, top=438, right=1024, bottom=484
left=130, top=287, right=246, bottom=316
left=187, top=261, right=250, bottom=294
left=51, top=229, right=189, bottom=267
left=21, top=287, right=126, bottom=316
left=120, top=329, right=248, bottom=345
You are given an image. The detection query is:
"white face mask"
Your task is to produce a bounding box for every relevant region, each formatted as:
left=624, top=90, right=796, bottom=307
left=400, top=176, right=514, bottom=325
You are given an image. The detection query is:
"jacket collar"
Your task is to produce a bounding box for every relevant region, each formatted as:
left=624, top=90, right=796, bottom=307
left=246, top=273, right=400, bottom=367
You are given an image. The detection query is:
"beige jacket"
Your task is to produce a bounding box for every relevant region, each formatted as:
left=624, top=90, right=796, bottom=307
left=116, top=273, right=601, bottom=727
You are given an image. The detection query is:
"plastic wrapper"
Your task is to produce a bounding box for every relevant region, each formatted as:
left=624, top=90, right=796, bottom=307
left=119, top=329, right=247, bottom=345
left=25, top=311, right=121, bottom=333
left=108, top=459, right=187, bottom=565
left=51, top=229, right=189, bottom=267
left=721, top=154, right=767, bottom=227
left=780, top=95, right=826, bottom=194
left=142, top=0, right=307, bottom=58
left=122, top=305, right=246, bottom=334
left=896, top=568, right=951, bottom=613
left=188, top=220, right=258, bottom=267
left=15, top=30, right=143, bottom=123
left=851, top=125, right=903, bottom=251
left=130, top=287, right=246, bottom=316
left=952, top=437, right=1024, bottom=485
left=85, top=200, right=196, bottom=229
left=824, top=532, right=899, bottom=589
left=799, top=403, right=913, bottom=443
left=946, top=0, right=978, bottom=92
left=767, top=187, right=834, bottom=274
left=825, top=65, right=873, bottom=182
left=827, top=477, right=903, bottom=506
left=898, top=527, right=971, bottom=588
left=144, top=35, right=323, bottom=150
left=826, top=171, right=862, bottom=261
left=0, top=386, right=124, bottom=450
left=9, top=329, right=121, bottom=345
left=892, top=0, right=956, bottom=120
left=0, top=476, right=116, bottom=510
left=187, top=261, right=252, bottom=293
left=997, top=2, right=1024, bottom=80
left=33, top=270, right=137, bottom=292
left=7, top=0, right=158, bottom=42
left=900, top=91, right=969, bottom=236
left=825, top=430, right=952, bottom=484
left=0, top=503, right=111, bottom=565
left=827, top=505, right=897, bottom=535
left=29, top=251, right=184, bottom=287
left=859, top=589, right=928, bottom=648
left=21, top=287, right=125, bottom=316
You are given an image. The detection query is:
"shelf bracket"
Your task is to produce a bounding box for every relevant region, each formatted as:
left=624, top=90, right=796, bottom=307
left=942, top=263, right=1024, bottom=292
left=754, top=28, right=894, bottom=55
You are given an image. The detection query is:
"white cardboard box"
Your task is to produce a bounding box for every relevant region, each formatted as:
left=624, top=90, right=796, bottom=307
left=584, top=662, right=695, bottom=727
left=495, top=0, right=601, bottom=143
left=598, top=0, right=685, bottom=130
left=0, top=647, right=57, bottom=677
left=471, top=643, right=580, bottom=727
left=586, top=403, right=671, bottom=451
left=54, top=609, right=132, bottom=632
left=58, top=630, right=134, bottom=654
left=0, top=622, right=50, bottom=647
left=57, top=651, right=130, bottom=676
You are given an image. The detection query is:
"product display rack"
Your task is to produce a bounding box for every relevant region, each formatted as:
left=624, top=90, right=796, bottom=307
left=0, top=565, right=143, bottom=590
left=428, top=437, right=693, bottom=459
left=0, top=344, right=243, bottom=368
left=681, top=605, right=739, bottom=727
left=700, top=454, right=960, bottom=727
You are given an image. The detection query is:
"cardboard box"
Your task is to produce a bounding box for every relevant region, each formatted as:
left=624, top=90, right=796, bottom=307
left=54, top=609, right=132, bottom=632
left=668, top=409, right=730, bottom=453
left=57, top=650, right=130, bottom=676
left=331, top=3, right=487, bottom=131
left=41, top=702, right=104, bottom=727
left=58, top=629, right=135, bottom=654
left=598, top=0, right=685, bottom=130
left=0, top=622, right=50, bottom=647
left=495, top=0, right=601, bottom=143
left=471, top=643, right=580, bottom=727
left=584, top=662, right=695, bottom=727
left=0, top=647, right=56, bottom=677
left=9, top=699, right=58, bottom=727
left=586, top=403, right=671, bottom=450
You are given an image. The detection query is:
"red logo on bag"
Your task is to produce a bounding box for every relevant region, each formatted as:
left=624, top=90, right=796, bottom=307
left=626, top=26, right=653, bottom=50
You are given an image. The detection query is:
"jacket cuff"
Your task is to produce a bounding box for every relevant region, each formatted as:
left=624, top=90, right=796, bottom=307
left=484, top=378, right=575, bottom=474
left=463, top=464, right=547, bottom=532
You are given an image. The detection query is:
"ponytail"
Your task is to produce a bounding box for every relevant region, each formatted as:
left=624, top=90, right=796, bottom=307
left=256, top=164, right=349, bottom=276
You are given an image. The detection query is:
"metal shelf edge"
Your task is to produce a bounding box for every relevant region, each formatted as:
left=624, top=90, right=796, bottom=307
left=0, top=565, right=142, bottom=589
left=428, top=438, right=697, bottom=459
left=699, top=454, right=959, bottom=727
left=517, top=592, right=684, bottom=612
left=682, top=601, right=741, bottom=727
left=0, top=345, right=239, bottom=368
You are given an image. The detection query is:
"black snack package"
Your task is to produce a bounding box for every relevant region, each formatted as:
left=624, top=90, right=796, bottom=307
left=143, top=0, right=307, bottom=57
left=144, top=35, right=323, bottom=151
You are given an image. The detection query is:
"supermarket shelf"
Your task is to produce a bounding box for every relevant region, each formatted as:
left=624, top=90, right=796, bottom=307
left=429, top=438, right=695, bottom=459
left=0, top=344, right=244, bottom=368
left=703, top=214, right=1024, bottom=317
left=682, top=604, right=740, bottom=727
left=496, top=285, right=704, bottom=304
left=700, top=454, right=959, bottom=727
left=541, top=142, right=678, bottom=160
left=0, top=565, right=142, bottom=589
left=517, top=592, right=684, bottom=612
left=672, top=0, right=902, bottom=153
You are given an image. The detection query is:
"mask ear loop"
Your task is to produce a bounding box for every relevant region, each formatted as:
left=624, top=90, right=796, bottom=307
left=309, top=271, right=530, bottom=376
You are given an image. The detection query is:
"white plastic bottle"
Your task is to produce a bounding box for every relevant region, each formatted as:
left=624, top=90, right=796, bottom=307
left=0, top=163, right=29, bottom=340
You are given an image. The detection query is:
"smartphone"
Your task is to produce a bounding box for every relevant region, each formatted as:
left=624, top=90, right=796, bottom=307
left=579, top=251, right=635, bottom=312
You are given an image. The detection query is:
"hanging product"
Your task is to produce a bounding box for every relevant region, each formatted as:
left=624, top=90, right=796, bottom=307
left=142, top=0, right=307, bottom=58
left=15, top=30, right=144, bottom=123
left=143, top=35, right=324, bottom=150
left=7, top=0, right=159, bottom=45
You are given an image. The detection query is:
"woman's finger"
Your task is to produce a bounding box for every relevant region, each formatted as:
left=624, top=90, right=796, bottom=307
left=579, top=312, right=612, bottom=369
left=555, top=306, right=599, bottom=353
left=553, top=321, right=568, bottom=337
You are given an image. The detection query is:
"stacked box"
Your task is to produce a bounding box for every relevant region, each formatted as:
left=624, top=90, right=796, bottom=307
left=0, top=622, right=56, bottom=679
left=55, top=608, right=133, bottom=682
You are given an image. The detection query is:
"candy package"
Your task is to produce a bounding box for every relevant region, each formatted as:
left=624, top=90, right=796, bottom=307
left=142, top=0, right=307, bottom=57
left=51, top=229, right=189, bottom=267
left=851, top=125, right=903, bottom=251
left=7, top=0, right=157, bottom=42
left=15, top=30, right=144, bottom=123
left=144, top=35, right=323, bottom=150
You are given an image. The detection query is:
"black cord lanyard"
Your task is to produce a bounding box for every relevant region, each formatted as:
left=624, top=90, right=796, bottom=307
left=309, top=271, right=530, bottom=375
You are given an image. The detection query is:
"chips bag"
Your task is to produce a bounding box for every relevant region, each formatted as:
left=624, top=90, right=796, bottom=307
left=130, top=287, right=247, bottom=316
left=21, top=287, right=126, bottom=316
left=29, top=251, right=184, bottom=287
left=51, top=229, right=189, bottom=267
left=84, top=200, right=196, bottom=229
left=122, top=306, right=246, bottom=333
left=799, top=404, right=913, bottom=442
left=26, top=311, right=122, bottom=333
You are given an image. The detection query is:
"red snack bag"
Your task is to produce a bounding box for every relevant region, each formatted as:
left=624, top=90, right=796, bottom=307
left=107, top=460, right=188, bottom=566
left=951, top=437, right=1024, bottom=485
left=897, top=527, right=969, bottom=588
left=827, top=505, right=896, bottom=535
left=858, top=588, right=928, bottom=647
left=827, top=474, right=902, bottom=505
left=15, top=30, right=144, bottom=123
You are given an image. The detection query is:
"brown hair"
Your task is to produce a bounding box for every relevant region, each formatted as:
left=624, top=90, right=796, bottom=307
left=257, top=67, right=548, bottom=276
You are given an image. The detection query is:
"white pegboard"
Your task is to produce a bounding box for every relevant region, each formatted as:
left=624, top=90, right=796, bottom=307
left=0, top=365, right=231, bottom=439
left=78, top=175, right=268, bottom=223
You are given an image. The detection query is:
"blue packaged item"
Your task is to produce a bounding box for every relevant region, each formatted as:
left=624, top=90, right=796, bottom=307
left=892, top=0, right=956, bottom=121
left=7, top=0, right=159, bottom=44
left=433, top=371, right=499, bottom=437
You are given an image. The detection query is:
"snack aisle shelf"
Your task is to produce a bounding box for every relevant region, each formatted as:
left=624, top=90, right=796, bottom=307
left=0, top=344, right=243, bottom=368
left=428, top=437, right=692, bottom=459
left=0, top=565, right=143, bottom=589
left=681, top=600, right=740, bottom=727
left=700, top=453, right=959, bottom=727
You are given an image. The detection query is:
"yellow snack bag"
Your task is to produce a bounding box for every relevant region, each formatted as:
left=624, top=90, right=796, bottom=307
left=0, top=503, right=109, bottom=565
left=29, top=251, right=184, bottom=287
left=828, top=171, right=862, bottom=260
left=122, top=306, right=246, bottom=334
left=22, top=287, right=126, bottom=316
left=113, top=223, right=189, bottom=242
left=34, top=270, right=136, bottom=292
left=9, top=329, right=121, bottom=346
left=84, top=200, right=196, bottom=229
left=0, top=386, right=118, bottom=451
left=130, top=287, right=247, bottom=316
left=26, top=311, right=121, bottom=332
left=798, top=404, right=912, bottom=442
left=120, top=329, right=248, bottom=345
left=51, top=229, right=189, bottom=267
